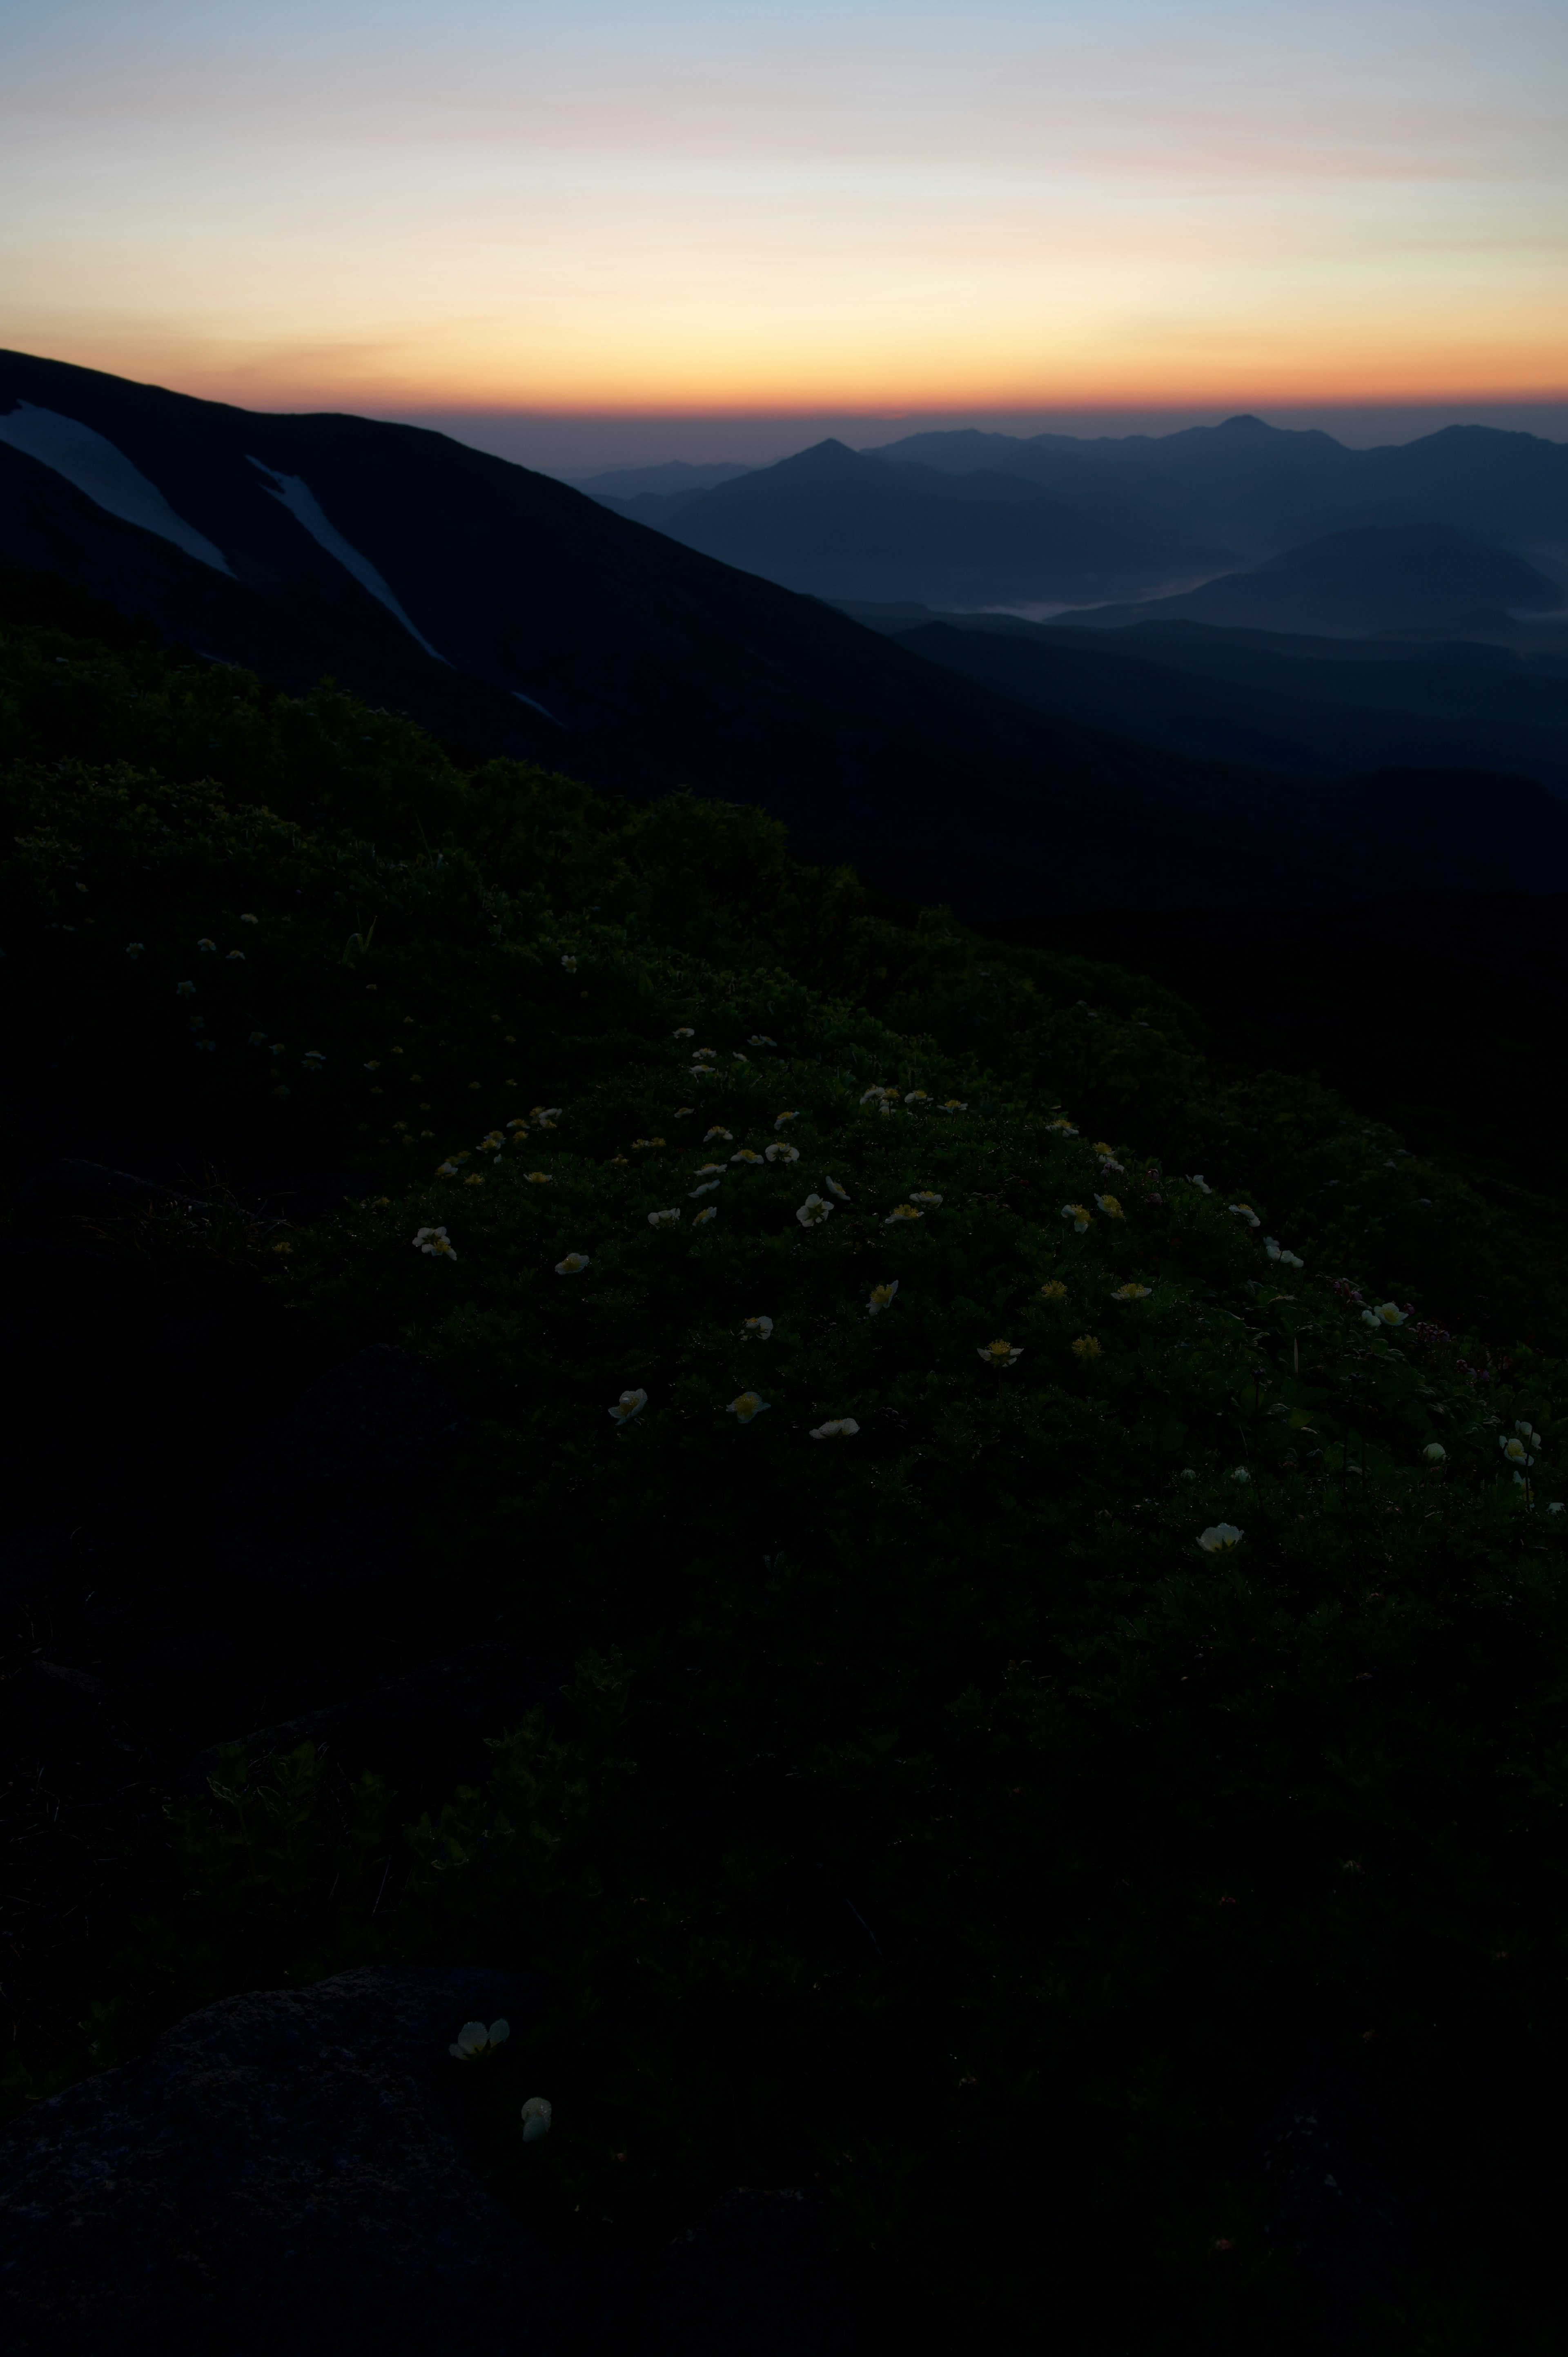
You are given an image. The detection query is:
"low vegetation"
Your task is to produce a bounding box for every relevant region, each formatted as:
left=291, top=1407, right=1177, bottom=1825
left=4, top=572, right=1567, bottom=2350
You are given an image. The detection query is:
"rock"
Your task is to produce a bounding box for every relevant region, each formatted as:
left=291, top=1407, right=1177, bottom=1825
left=0, top=1966, right=563, bottom=2357
left=211, top=1345, right=470, bottom=1603
left=1259, top=2041, right=1430, bottom=2342
left=179, top=1643, right=561, bottom=1805
left=646, top=2189, right=861, bottom=2356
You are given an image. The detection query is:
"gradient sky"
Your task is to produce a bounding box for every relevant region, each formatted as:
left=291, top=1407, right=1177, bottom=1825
left=3, top=0, right=1566, bottom=435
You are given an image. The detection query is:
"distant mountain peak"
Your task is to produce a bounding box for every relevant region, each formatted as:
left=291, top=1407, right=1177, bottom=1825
left=1218, top=414, right=1270, bottom=430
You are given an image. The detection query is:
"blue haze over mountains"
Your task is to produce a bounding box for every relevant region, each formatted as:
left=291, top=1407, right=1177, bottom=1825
left=3, top=347, right=1568, bottom=917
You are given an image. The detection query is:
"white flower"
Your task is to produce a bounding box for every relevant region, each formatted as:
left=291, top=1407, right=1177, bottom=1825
left=904, top=1090, right=929, bottom=1105
left=765, top=1142, right=800, bottom=1164
left=693, top=1204, right=717, bottom=1226
left=176, top=979, right=195, bottom=996
left=240, top=912, right=258, bottom=925
left=524, top=1171, right=552, bottom=1185
left=689, top=1179, right=721, bottom=1197
left=508, top=1117, right=530, bottom=1132
left=731, top=1148, right=763, bottom=1166
left=1228, top=1203, right=1260, bottom=1229
left=1517, top=1420, right=1541, bottom=1443
left=249, top=1030, right=267, bottom=1046
left=555, top=1253, right=590, bottom=1276
left=744, top=1315, right=774, bottom=1340
left=1549, top=1502, right=1565, bottom=1515
left=750, top=1034, right=777, bottom=1047
left=797, top=1194, right=833, bottom=1228
left=126, top=942, right=145, bottom=957
left=303, top=1049, right=325, bottom=1067
left=693, top=1162, right=726, bottom=1176
left=867, top=1280, right=899, bottom=1316
left=1188, top=1175, right=1213, bottom=1194
left=977, top=1339, right=1022, bottom=1368
left=197, top=937, right=216, bottom=952
left=1111, top=1282, right=1152, bottom=1301
left=732, top=1052, right=749, bottom=1063
left=1094, top=1193, right=1124, bottom=1220
left=810, top=1418, right=860, bottom=1439
left=437, top=1160, right=461, bottom=1178
left=1232, top=1466, right=1251, bottom=1483
left=824, top=1176, right=851, bottom=1200
left=648, top=1207, right=681, bottom=1227
left=674, top=1106, right=694, bottom=1118
left=364, top=1060, right=381, bottom=1071
left=727, top=1391, right=770, bottom=1423
left=1423, top=1442, right=1447, bottom=1461
left=561, top=954, right=577, bottom=971
left=860, top=1086, right=892, bottom=1105
left=693, top=1048, right=716, bottom=1062
left=941, top=1099, right=968, bottom=1113
left=1503, top=1436, right=1535, bottom=1465
left=521, top=2097, right=553, bottom=2142
left=413, top=1226, right=457, bottom=1260
left=532, top=1106, right=564, bottom=1122
left=1047, top=1118, right=1078, bottom=1136
left=1198, top=1524, right=1243, bottom=1553
left=704, top=1126, right=733, bottom=1143
left=1061, top=1203, right=1091, bottom=1232
left=226, top=950, right=245, bottom=961
left=608, top=1389, right=647, bottom=1425
left=1361, top=1302, right=1407, bottom=1329
left=450, top=2018, right=511, bottom=2060
left=911, top=1191, right=942, bottom=1207
left=1180, top=1468, right=1197, bottom=1481
left=674, top=1026, right=695, bottom=1038
left=773, top=1111, right=797, bottom=1130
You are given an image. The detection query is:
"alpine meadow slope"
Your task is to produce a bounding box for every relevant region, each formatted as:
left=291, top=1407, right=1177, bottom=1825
left=4, top=575, right=1568, bottom=2351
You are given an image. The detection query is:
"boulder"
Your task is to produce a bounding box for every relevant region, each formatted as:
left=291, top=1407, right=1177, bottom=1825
left=0, top=1966, right=560, bottom=2356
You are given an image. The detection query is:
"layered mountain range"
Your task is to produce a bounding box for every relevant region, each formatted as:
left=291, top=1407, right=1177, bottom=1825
left=4, top=348, right=1568, bottom=915
left=586, top=413, right=1568, bottom=628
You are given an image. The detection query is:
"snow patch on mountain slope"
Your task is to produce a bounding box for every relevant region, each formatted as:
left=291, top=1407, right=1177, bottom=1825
left=247, top=458, right=448, bottom=663
left=0, top=403, right=234, bottom=574
left=512, top=689, right=561, bottom=722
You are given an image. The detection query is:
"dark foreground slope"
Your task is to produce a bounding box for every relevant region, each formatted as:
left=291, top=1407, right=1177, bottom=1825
left=5, top=352, right=1568, bottom=915
left=5, top=584, right=1568, bottom=2353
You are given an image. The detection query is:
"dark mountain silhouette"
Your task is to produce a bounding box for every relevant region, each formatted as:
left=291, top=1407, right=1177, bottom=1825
left=592, top=437, right=1232, bottom=604
left=856, top=613, right=1568, bottom=798
left=867, top=413, right=1568, bottom=564
left=6, top=348, right=1568, bottom=914
left=1056, top=524, right=1563, bottom=638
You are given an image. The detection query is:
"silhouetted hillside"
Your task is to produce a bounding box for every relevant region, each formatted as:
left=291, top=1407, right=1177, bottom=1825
left=866, top=612, right=1568, bottom=795
left=1057, top=523, right=1562, bottom=637
left=869, top=412, right=1568, bottom=562
left=596, top=437, right=1230, bottom=603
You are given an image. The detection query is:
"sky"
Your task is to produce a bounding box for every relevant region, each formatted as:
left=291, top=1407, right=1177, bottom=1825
left=3, top=0, right=1566, bottom=468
